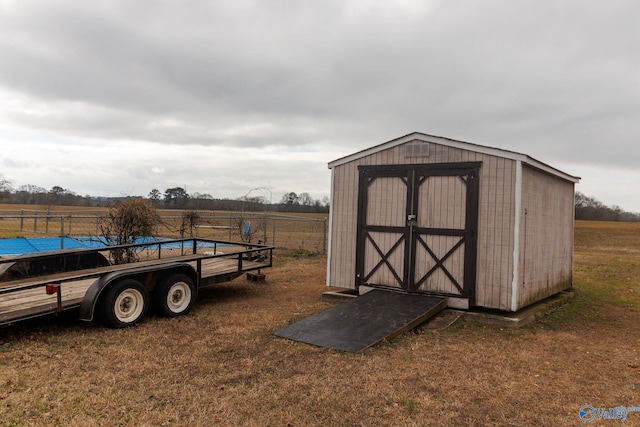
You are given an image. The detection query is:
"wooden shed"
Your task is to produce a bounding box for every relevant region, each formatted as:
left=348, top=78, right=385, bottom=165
left=326, top=132, right=580, bottom=312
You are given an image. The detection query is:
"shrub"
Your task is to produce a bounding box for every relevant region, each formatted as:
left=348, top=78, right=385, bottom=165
left=98, top=199, right=159, bottom=264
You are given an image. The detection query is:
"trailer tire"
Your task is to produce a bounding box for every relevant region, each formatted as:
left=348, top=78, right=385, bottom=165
left=100, top=279, right=149, bottom=328
left=154, top=273, right=196, bottom=317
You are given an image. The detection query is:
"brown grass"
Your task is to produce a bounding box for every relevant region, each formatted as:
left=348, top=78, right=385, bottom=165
left=0, top=222, right=639, bottom=426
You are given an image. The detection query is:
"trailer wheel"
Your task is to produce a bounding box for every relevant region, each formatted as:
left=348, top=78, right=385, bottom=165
left=100, top=279, right=149, bottom=328
left=154, top=273, right=196, bottom=317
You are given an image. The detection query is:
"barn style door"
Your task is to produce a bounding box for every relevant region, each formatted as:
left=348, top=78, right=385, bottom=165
left=356, top=162, right=480, bottom=304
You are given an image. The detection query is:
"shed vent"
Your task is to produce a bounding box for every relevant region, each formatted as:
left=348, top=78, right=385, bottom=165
left=404, top=140, right=430, bottom=158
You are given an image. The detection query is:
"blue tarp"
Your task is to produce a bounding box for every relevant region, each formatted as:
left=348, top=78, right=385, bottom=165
left=0, top=237, right=163, bottom=256
left=0, top=237, right=225, bottom=256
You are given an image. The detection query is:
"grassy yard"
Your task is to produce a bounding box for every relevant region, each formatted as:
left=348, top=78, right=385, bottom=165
left=0, top=221, right=638, bottom=426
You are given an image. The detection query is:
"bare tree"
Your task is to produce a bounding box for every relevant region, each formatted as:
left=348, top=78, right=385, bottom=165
left=179, top=210, right=201, bottom=238
left=0, top=174, right=11, bottom=191
left=298, top=192, right=314, bottom=206
left=280, top=192, right=299, bottom=205
left=98, top=199, right=159, bottom=264
left=0, top=175, right=12, bottom=201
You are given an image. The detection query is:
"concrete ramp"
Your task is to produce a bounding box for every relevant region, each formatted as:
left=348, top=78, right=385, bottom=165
left=273, top=290, right=446, bottom=352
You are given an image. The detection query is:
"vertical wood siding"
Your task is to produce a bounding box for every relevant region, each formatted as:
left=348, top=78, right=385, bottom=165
left=364, top=231, right=405, bottom=287
left=417, top=176, right=467, bottom=230
left=330, top=161, right=360, bottom=287
left=366, top=176, right=406, bottom=227
left=364, top=176, right=407, bottom=287
left=329, top=141, right=518, bottom=310
left=415, top=235, right=465, bottom=295
left=415, top=176, right=467, bottom=295
left=516, top=165, right=574, bottom=309
left=475, top=155, right=516, bottom=310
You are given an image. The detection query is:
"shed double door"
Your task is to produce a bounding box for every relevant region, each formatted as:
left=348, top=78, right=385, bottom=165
left=355, top=162, right=480, bottom=303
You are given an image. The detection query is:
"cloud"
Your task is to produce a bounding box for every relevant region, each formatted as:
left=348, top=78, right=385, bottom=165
left=0, top=0, right=639, bottom=209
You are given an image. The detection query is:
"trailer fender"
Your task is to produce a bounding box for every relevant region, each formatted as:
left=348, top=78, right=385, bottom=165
left=78, top=263, right=198, bottom=322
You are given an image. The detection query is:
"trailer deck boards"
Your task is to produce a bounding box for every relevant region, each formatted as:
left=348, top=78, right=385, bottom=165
left=273, top=290, right=447, bottom=352
left=0, top=278, right=95, bottom=324
left=0, top=238, right=273, bottom=326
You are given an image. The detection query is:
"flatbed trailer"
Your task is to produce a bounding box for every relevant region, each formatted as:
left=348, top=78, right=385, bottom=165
left=0, top=238, right=273, bottom=328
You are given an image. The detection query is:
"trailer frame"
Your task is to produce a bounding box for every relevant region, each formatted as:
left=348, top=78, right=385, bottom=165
left=0, top=238, right=273, bottom=327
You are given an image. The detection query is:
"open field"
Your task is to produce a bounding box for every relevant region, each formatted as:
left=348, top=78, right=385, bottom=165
left=0, top=220, right=639, bottom=426
left=0, top=204, right=328, bottom=253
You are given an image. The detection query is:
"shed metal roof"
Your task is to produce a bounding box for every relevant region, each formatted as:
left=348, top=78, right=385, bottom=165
left=328, top=132, right=580, bottom=183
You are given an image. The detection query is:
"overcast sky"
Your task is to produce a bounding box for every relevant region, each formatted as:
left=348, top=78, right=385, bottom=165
left=1, top=0, right=639, bottom=210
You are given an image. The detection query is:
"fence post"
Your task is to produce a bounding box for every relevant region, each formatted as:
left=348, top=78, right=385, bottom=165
left=34, top=213, right=38, bottom=233
left=228, top=217, right=232, bottom=241
left=263, top=215, right=267, bottom=244
left=322, top=218, right=327, bottom=254
left=20, top=210, right=24, bottom=231
left=60, top=216, right=65, bottom=250
left=45, top=209, right=50, bottom=234
left=272, top=217, right=276, bottom=248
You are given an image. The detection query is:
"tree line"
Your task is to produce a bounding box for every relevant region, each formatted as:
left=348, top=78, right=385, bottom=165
left=148, top=187, right=329, bottom=212
left=574, top=191, right=640, bottom=222
left=0, top=175, right=329, bottom=213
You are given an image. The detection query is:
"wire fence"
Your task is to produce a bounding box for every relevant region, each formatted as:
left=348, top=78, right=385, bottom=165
left=0, top=209, right=328, bottom=255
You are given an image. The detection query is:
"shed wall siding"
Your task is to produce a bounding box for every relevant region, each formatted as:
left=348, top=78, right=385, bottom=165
left=330, top=161, right=360, bottom=287
left=476, top=155, right=516, bottom=310
left=329, top=141, right=517, bottom=310
left=516, top=165, right=574, bottom=309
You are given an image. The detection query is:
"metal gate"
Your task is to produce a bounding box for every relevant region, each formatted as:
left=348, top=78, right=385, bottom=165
left=355, top=162, right=480, bottom=303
